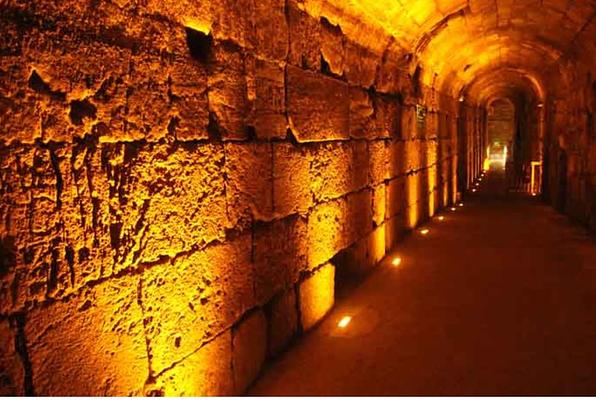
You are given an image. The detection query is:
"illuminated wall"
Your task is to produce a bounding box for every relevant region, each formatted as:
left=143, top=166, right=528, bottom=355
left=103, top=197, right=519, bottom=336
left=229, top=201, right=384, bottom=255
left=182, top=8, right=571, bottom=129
left=8, top=0, right=594, bottom=394
left=0, top=0, right=474, bottom=395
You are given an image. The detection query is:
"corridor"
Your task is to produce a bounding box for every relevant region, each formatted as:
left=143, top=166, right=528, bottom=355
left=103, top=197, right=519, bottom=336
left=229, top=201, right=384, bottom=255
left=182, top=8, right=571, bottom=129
left=251, top=168, right=596, bottom=395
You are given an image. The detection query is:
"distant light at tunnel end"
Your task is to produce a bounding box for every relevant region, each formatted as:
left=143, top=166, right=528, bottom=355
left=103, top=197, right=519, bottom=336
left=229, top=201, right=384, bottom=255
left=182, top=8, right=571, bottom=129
left=338, top=316, right=352, bottom=329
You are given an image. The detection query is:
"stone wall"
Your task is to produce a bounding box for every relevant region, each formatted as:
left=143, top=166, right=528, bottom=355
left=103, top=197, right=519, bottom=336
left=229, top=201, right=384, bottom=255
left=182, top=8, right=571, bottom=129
left=0, top=0, right=484, bottom=395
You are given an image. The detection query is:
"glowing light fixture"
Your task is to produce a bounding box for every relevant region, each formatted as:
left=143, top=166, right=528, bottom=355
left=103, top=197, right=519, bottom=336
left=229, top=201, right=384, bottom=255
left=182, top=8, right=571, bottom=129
left=392, top=257, right=402, bottom=266
left=437, top=216, right=445, bottom=221
left=472, top=188, right=477, bottom=192
left=338, top=316, right=352, bottom=329
left=458, top=203, right=464, bottom=207
left=420, top=228, right=430, bottom=235
left=450, top=207, right=457, bottom=211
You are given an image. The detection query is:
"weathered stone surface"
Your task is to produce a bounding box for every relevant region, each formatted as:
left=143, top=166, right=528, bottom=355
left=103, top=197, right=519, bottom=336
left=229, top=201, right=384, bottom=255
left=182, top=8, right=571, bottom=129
left=272, top=143, right=313, bottom=216
left=254, top=215, right=308, bottom=303
left=225, top=142, right=274, bottom=228
left=0, top=319, right=23, bottom=396
left=349, top=87, right=374, bottom=139
left=210, top=0, right=255, bottom=49
left=373, top=183, right=387, bottom=226
left=208, top=41, right=249, bottom=141
left=232, top=309, right=267, bottom=393
left=386, top=176, right=405, bottom=218
left=344, top=41, right=379, bottom=88
left=254, top=0, right=288, bottom=61
left=246, top=58, right=287, bottom=140
left=265, top=289, right=298, bottom=357
left=25, top=276, right=148, bottom=396
left=307, top=190, right=372, bottom=268
left=320, top=17, right=345, bottom=76
left=141, top=234, right=253, bottom=374
left=371, top=95, right=400, bottom=138
left=150, top=331, right=234, bottom=396
left=369, top=139, right=389, bottom=185
left=287, top=6, right=321, bottom=70
left=287, top=65, right=349, bottom=142
left=107, top=143, right=228, bottom=270
left=299, top=263, right=335, bottom=331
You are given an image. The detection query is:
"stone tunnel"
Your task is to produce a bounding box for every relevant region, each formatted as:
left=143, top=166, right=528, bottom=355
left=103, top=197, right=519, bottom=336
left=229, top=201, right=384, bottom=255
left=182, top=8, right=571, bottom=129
left=0, top=0, right=595, bottom=396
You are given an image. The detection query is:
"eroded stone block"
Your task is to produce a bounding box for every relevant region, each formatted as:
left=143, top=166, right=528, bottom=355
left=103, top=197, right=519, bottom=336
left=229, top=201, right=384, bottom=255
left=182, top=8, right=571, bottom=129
left=232, top=309, right=267, bottom=393
left=299, top=263, right=335, bottom=331
left=0, top=319, right=23, bottom=396
left=25, top=276, right=148, bottom=396
left=265, top=289, right=298, bottom=357
left=287, top=65, right=349, bottom=142
left=141, top=234, right=253, bottom=374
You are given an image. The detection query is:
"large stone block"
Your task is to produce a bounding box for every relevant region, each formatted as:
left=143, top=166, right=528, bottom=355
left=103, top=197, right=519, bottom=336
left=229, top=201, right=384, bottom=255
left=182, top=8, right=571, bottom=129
left=150, top=331, right=233, bottom=396
left=369, top=140, right=390, bottom=185
left=141, top=234, right=254, bottom=374
left=344, top=41, right=379, bottom=88
left=253, top=215, right=308, bottom=303
left=373, top=183, right=387, bottom=226
left=0, top=319, right=23, bottom=396
left=224, top=142, right=274, bottom=229
left=232, top=310, right=267, bottom=393
left=254, top=0, right=288, bottom=61
left=265, top=289, right=298, bottom=357
left=272, top=143, right=313, bottom=216
left=371, top=95, right=400, bottom=139
left=287, top=6, right=321, bottom=70
left=307, top=190, right=372, bottom=269
left=287, top=65, right=349, bottom=142
left=208, top=41, right=249, bottom=141
left=386, top=176, right=405, bottom=218
left=25, top=275, right=148, bottom=396
left=299, top=263, right=335, bottom=331
left=246, top=58, right=287, bottom=140
left=210, top=0, right=255, bottom=49
left=310, top=141, right=368, bottom=203
left=320, top=17, right=345, bottom=76
left=349, top=87, right=374, bottom=139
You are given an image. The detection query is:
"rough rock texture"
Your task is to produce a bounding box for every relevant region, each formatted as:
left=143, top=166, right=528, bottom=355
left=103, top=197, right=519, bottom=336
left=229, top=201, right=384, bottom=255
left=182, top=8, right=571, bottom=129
left=0, top=0, right=478, bottom=395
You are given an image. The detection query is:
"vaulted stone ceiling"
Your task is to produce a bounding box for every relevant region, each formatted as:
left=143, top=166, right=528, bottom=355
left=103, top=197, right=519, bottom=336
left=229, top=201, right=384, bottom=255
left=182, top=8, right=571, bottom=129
left=302, top=0, right=596, bottom=104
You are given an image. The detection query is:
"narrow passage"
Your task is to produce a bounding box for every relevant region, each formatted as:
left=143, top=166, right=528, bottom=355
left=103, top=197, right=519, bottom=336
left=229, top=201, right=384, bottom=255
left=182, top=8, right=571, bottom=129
left=250, top=168, right=596, bottom=395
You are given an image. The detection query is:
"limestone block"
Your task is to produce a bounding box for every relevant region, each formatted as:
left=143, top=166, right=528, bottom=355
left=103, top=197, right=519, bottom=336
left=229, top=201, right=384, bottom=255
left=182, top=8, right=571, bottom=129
left=287, top=6, right=321, bottom=70
left=168, top=60, right=209, bottom=141
left=287, top=65, right=349, bottom=142
left=272, top=143, right=313, bottom=216
left=369, top=139, right=389, bottom=185
left=253, top=215, right=308, bottom=303
left=388, top=140, right=406, bottom=179
left=307, top=190, right=371, bottom=269
left=150, top=331, right=233, bottom=396
left=107, top=143, right=228, bottom=270
left=208, top=42, right=249, bottom=141
left=310, top=141, right=368, bottom=203
left=344, top=41, right=379, bottom=88
left=265, top=289, right=298, bottom=357
left=0, top=319, right=23, bottom=396
left=210, top=0, right=255, bottom=49
left=349, top=87, right=374, bottom=139
left=320, top=17, right=345, bottom=76
left=127, top=54, right=172, bottom=142
left=385, top=214, right=406, bottom=252
left=373, top=183, right=387, bottom=226
left=299, top=263, right=335, bottom=331
left=371, top=95, right=400, bottom=139
left=224, top=142, right=274, bottom=229
left=254, top=0, right=288, bottom=61
left=386, top=176, right=405, bottom=218
left=25, top=275, right=148, bottom=396
left=232, top=309, right=267, bottom=393
left=141, top=234, right=253, bottom=374
left=246, top=58, right=287, bottom=140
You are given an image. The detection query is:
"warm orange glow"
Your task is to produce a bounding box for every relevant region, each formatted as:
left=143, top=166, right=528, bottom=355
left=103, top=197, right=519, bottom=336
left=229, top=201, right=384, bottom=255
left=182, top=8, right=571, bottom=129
left=472, top=188, right=477, bottom=192
left=450, top=207, right=457, bottom=211
left=458, top=203, right=464, bottom=207
left=337, top=316, right=352, bottom=329
left=437, top=216, right=445, bottom=221
left=391, top=257, right=402, bottom=266
left=420, top=228, right=430, bottom=235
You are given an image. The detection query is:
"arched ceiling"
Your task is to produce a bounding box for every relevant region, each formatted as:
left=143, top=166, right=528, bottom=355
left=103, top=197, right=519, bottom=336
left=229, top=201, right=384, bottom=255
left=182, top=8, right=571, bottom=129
left=301, top=0, right=596, bottom=105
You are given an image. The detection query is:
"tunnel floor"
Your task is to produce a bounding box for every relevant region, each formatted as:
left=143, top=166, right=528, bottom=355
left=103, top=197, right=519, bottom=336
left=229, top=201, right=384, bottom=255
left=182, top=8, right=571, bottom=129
left=250, top=167, right=596, bottom=395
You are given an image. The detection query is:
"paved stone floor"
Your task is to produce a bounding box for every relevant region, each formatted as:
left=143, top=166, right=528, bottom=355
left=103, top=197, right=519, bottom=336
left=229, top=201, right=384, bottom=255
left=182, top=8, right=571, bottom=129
left=250, top=167, right=596, bottom=395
